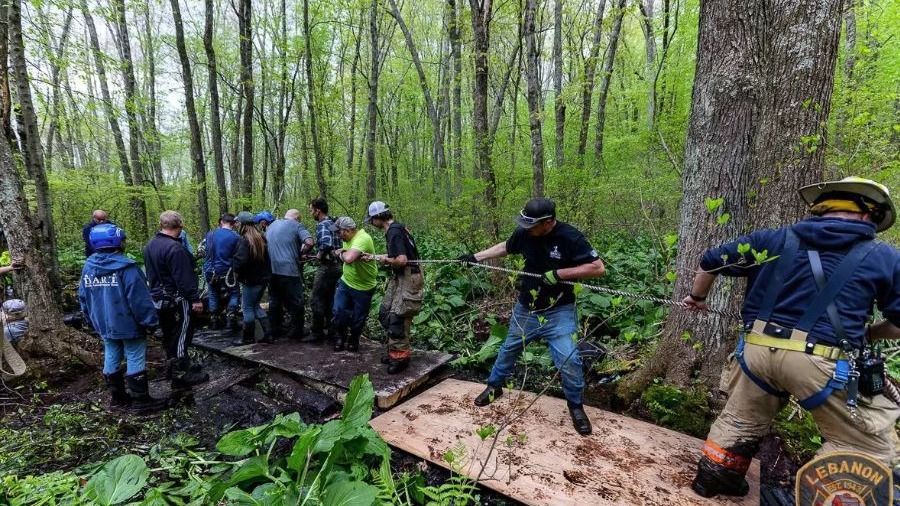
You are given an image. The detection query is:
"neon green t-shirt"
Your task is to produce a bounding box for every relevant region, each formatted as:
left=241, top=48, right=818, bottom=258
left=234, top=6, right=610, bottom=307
left=341, top=229, right=378, bottom=291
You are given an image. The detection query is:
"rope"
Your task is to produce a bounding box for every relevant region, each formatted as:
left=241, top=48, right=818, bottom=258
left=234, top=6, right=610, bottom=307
left=408, top=259, right=741, bottom=320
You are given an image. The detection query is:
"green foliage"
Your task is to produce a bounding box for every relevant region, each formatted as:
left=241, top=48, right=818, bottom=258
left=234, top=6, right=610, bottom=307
left=773, top=405, right=822, bottom=461
left=641, top=383, right=711, bottom=437
left=83, top=455, right=149, bottom=505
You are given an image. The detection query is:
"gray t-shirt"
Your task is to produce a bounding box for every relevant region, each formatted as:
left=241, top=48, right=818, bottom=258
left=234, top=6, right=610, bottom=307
left=265, top=219, right=313, bottom=277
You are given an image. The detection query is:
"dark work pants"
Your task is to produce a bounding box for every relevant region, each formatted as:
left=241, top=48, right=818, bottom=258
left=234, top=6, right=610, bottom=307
left=310, top=263, right=341, bottom=335
left=158, top=298, right=195, bottom=362
left=269, top=274, right=305, bottom=338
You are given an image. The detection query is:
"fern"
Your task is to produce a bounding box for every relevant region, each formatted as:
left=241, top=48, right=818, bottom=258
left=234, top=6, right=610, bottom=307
left=419, top=474, right=477, bottom=506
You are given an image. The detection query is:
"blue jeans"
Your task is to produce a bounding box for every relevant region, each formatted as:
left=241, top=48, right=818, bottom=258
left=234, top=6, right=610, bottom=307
left=207, top=272, right=239, bottom=313
left=332, top=280, right=375, bottom=339
left=103, top=338, right=147, bottom=375
left=487, top=302, right=584, bottom=405
left=241, top=283, right=268, bottom=324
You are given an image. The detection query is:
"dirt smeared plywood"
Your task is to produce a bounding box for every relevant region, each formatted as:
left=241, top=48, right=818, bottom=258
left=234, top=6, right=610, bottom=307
left=193, top=329, right=452, bottom=408
left=370, top=379, right=761, bottom=506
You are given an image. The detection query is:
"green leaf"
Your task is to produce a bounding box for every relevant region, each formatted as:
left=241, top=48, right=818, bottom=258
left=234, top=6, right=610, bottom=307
left=736, top=242, right=751, bottom=255
left=716, top=212, right=731, bottom=226
left=270, top=412, right=305, bottom=439
left=223, top=486, right=261, bottom=505
left=704, top=197, right=724, bottom=214
left=83, top=454, right=149, bottom=505
left=322, top=481, right=377, bottom=506
left=341, top=375, right=375, bottom=430
left=286, top=426, right=322, bottom=471
left=216, top=428, right=260, bottom=457
left=313, top=419, right=343, bottom=453
left=664, top=271, right=676, bottom=283
left=475, top=424, right=496, bottom=440
left=447, top=295, right=465, bottom=308
left=228, top=455, right=270, bottom=486
left=664, top=233, right=678, bottom=248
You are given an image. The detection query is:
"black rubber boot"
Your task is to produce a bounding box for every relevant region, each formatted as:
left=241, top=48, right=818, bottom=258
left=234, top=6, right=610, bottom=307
left=332, top=326, right=346, bottom=351
left=387, top=358, right=410, bottom=375
left=232, top=322, right=255, bottom=346
left=309, top=314, right=327, bottom=342
left=258, top=317, right=274, bottom=344
left=227, top=310, right=241, bottom=331
left=125, top=371, right=169, bottom=414
left=346, top=333, right=360, bottom=352
left=104, top=368, right=131, bottom=407
left=290, top=311, right=307, bottom=341
left=691, top=456, right=750, bottom=498
left=171, top=357, right=210, bottom=390
left=210, top=313, right=225, bottom=330
left=474, top=385, right=503, bottom=407
left=568, top=404, right=592, bottom=436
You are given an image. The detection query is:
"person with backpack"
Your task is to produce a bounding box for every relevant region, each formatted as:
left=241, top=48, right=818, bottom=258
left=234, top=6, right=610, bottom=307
left=364, top=201, right=424, bottom=374
left=79, top=223, right=168, bottom=413
left=231, top=212, right=273, bottom=345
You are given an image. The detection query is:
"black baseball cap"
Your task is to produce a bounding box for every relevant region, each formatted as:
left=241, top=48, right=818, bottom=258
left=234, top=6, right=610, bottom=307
left=515, top=198, right=556, bottom=229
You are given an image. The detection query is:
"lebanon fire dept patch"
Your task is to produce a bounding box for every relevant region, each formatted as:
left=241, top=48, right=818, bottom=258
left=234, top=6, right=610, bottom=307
left=795, top=451, right=892, bottom=506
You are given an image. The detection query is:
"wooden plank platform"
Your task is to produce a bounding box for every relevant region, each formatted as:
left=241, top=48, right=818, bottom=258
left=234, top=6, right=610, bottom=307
left=193, top=329, right=453, bottom=409
left=370, top=379, right=761, bottom=506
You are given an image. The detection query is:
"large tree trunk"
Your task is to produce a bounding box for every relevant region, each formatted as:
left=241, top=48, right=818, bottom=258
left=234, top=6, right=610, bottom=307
left=449, top=0, right=463, bottom=194
left=365, top=0, right=379, bottom=201
left=346, top=17, right=362, bottom=180
left=577, top=0, right=607, bottom=163
left=204, top=0, right=228, bottom=214
left=629, top=0, right=845, bottom=396
left=552, top=0, right=565, bottom=169
left=171, top=0, right=211, bottom=235
left=8, top=0, right=61, bottom=290
left=638, top=0, right=657, bottom=131
left=239, top=0, right=254, bottom=207
left=593, top=0, right=626, bottom=166
left=113, top=0, right=150, bottom=237
left=835, top=0, right=855, bottom=153
left=303, top=0, right=328, bottom=198
left=524, top=0, right=545, bottom=197
left=140, top=3, right=164, bottom=190
left=469, top=0, right=498, bottom=238
left=37, top=5, right=74, bottom=173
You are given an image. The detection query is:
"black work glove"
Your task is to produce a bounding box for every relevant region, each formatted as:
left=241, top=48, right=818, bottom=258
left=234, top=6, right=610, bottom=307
left=457, top=253, right=478, bottom=264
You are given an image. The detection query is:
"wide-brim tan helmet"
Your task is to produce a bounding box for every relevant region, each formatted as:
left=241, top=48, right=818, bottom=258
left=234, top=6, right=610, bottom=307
left=798, top=176, right=896, bottom=232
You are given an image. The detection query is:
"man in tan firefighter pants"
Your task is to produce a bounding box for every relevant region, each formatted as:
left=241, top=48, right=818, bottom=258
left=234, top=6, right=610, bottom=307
left=364, top=201, right=424, bottom=374
left=683, top=177, right=900, bottom=498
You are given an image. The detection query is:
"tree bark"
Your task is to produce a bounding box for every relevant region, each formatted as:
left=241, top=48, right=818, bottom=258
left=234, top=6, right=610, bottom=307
left=170, top=0, right=211, bottom=235
left=577, top=0, right=606, bottom=163
left=593, top=0, right=626, bottom=165
left=140, top=3, right=164, bottom=189
left=239, top=0, right=254, bottom=207
left=9, top=0, right=61, bottom=290
left=638, top=0, right=657, bottom=131
left=229, top=94, right=243, bottom=194
left=365, top=0, right=379, bottom=201
left=524, top=0, right=545, bottom=197
left=553, top=0, right=565, bottom=169
left=630, top=0, right=845, bottom=396
left=469, top=0, right=498, bottom=237
left=37, top=5, right=74, bottom=173
left=346, top=23, right=361, bottom=179
left=835, top=0, right=855, bottom=152
left=204, top=0, right=228, bottom=214
left=449, top=0, right=463, bottom=194
left=303, top=0, right=328, bottom=198
left=113, top=0, right=149, bottom=234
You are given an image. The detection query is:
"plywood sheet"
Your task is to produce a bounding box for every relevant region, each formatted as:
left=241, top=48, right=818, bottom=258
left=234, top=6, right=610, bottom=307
left=370, top=379, right=761, bottom=506
left=193, top=329, right=452, bottom=408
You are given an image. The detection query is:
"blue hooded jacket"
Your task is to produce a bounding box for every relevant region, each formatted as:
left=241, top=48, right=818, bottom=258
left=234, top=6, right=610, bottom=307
left=701, top=217, right=900, bottom=348
left=203, top=228, right=239, bottom=275
left=78, top=251, right=159, bottom=340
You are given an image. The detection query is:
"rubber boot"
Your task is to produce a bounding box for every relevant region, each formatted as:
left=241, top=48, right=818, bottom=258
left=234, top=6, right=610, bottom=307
left=691, top=456, right=750, bottom=498
left=474, top=385, right=503, bottom=406
left=227, top=309, right=241, bottom=331
left=171, top=357, right=210, bottom=390
left=346, top=333, right=360, bottom=352
left=210, top=313, right=225, bottom=330
left=232, top=322, right=256, bottom=346
left=568, top=403, right=592, bottom=436
left=309, top=314, right=327, bottom=342
left=104, top=368, right=131, bottom=407
left=387, top=358, right=410, bottom=374
left=290, top=311, right=307, bottom=341
left=125, top=371, right=169, bottom=414
left=258, top=317, right=274, bottom=344
left=333, top=327, right=346, bottom=352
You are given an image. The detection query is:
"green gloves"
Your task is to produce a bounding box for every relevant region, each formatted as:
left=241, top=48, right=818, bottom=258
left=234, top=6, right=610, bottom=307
left=542, top=270, right=560, bottom=285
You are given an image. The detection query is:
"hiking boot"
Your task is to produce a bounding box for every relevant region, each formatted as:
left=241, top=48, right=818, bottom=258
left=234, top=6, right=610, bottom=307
left=210, top=314, right=225, bottom=330
left=171, top=358, right=209, bottom=390
left=346, top=334, right=360, bottom=352
left=104, top=368, right=130, bottom=407
left=387, top=358, right=410, bottom=375
left=227, top=310, right=241, bottom=331
left=258, top=317, right=274, bottom=344
left=232, top=323, right=255, bottom=346
left=380, top=354, right=391, bottom=365
left=568, top=404, right=592, bottom=436
left=125, top=371, right=169, bottom=414
left=474, top=385, right=503, bottom=407
left=691, top=456, right=750, bottom=498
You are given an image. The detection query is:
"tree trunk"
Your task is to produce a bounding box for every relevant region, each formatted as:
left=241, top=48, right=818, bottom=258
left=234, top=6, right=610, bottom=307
left=577, top=0, right=607, bottom=163
left=228, top=94, right=243, bottom=194
left=365, top=0, right=379, bottom=201
left=303, top=0, right=327, bottom=198
left=593, top=0, right=626, bottom=166
left=140, top=3, right=164, bottom=189
left=638, top=0, right=657, bottom=131
left=0, top=1, right=11, bottom=142
left=835, top=0, right=855, bottom=152
left=629, top=0, right=845, bottom=396
left=553, top=0, right=565, bottom=169
left=9, top=0, right=61, bottom=290
left=170, top=0, right=211, bottom=236
left=524, top=0, right=545, bottom=197
left=113, top=0, right=150, bottom=236
left=239, top=0, right=254, bottom=207
left=346, top=19, right=362, bottom=180
left=38, top=5, right=74, bottom=173
left=449, top=0, right=463, bottom=194
left=469, top=0, right=498, bottom=237
left=204, top=0, right=228, bottom=214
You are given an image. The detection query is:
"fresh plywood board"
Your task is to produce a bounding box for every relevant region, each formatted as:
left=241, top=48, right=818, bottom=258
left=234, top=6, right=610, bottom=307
left=370, top=379, right=761, bottom=506
left=193, top=329, right=452, bottom=409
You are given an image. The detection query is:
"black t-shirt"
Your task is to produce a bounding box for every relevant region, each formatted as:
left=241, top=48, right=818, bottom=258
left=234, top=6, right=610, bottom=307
left=386, top=222, right=420, bottom=275
left=505, top=222, right=600, bottom=310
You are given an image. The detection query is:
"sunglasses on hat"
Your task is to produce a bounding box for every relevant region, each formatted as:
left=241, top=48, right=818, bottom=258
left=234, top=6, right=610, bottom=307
left=518, top=210, right=553, bottom=225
